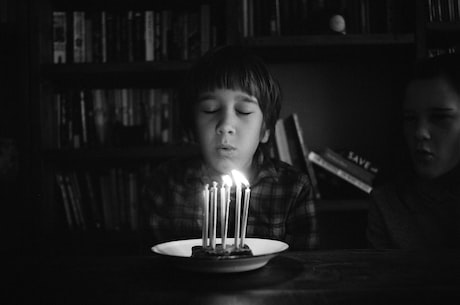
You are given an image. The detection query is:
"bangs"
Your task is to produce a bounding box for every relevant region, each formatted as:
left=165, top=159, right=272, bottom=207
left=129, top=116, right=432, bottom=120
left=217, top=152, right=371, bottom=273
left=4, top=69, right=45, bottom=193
left=193, top=62, right=264, bottom=100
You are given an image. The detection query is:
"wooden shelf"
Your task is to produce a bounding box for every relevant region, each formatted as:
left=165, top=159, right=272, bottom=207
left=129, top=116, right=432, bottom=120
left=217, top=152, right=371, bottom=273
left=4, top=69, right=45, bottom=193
left=43, top=144, right=200, bottom=162
left=40, top=61, right=193, bottom=86
left=426, top=22, right=460, bottom=32
left=242, top=33, right=415, bottom=47
left=240, top=34, right=415, bottom=62
left=41, top=61, right=192, bottom=75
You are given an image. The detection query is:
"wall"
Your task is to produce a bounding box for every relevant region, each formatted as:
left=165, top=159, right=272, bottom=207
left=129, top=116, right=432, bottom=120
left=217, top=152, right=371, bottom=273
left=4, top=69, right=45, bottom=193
left=270, top=60, right=412, bottom=181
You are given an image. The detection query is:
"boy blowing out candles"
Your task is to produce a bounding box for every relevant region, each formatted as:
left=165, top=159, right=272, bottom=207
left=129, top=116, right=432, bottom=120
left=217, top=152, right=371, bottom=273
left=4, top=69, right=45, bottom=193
left=142, top=45, right=318, bottom=251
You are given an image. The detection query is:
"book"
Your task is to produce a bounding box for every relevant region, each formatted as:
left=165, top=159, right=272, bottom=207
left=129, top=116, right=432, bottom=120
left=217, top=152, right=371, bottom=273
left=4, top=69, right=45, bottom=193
left=322, top=148, right=376, bottom=185
left=200, top=4, right=211, bottom=55
left=345, top=150, right=379, bottom=175
left=308, top=151, right=372, bottom=194
left=53, top=11, right=67, bottom=63
left=275, top=113, right=321, bottom=199
left=283, top=113, right=320, bottom=199
left=274, top=118, right=292, bottom=165
left=145, top=10, right=155, bottom=61
left=55, top=172, right=74, bottom=229
left=73, top=11, right=85, bottom=63
left=82, top=171, right=103, bottom=230
left=68, top=172, right=87, bottom=230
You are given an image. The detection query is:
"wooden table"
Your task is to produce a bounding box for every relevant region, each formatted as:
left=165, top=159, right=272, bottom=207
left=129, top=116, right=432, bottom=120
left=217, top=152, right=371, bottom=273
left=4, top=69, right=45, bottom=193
left=8, top=249, right=460, bottom=304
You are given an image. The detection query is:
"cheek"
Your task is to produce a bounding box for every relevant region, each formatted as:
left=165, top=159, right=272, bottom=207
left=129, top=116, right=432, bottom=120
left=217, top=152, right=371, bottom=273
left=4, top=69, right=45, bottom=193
left=446, top=131, right=460, bottom=162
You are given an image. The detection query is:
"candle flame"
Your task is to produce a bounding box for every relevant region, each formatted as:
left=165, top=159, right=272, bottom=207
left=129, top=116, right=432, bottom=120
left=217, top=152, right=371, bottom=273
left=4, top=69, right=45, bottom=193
left=222, top=175, right=233, bottom=187
left=231, top=170, right=249, bottom=187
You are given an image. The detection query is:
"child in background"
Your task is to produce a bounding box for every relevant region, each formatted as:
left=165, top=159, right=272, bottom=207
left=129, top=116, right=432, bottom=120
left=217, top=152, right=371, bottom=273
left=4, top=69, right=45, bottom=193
left=142, top=45, right=318, bottom=250
left=367, top=53, right=460, bottom=249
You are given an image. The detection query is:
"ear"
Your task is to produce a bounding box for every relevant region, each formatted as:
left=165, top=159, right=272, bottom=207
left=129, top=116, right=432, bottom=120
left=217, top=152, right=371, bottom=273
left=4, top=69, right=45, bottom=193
left=260, top=129, right=270, bottom=144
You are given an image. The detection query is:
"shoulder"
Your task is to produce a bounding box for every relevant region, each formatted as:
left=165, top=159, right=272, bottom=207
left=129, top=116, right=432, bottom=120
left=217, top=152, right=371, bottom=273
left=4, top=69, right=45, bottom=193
left=256, top=158, right=312, bottom=193
left=369, top=175, right=414, bottom=212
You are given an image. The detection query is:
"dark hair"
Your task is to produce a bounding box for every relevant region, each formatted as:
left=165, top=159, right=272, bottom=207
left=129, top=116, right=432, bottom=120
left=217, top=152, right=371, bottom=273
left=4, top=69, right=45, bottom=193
left=180, top=45, right=281, bottom=147
left=411, top=53, right=460, bottom=95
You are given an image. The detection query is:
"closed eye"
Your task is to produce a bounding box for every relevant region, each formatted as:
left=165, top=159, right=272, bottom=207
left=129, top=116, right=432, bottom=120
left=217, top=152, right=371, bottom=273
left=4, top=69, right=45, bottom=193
left=237, top=110, right=252, bottom=115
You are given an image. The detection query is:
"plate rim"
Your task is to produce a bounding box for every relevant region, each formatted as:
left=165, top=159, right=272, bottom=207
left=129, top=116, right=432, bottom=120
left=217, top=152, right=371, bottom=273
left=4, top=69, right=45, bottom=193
left=150, top=238, right=289, bottom=272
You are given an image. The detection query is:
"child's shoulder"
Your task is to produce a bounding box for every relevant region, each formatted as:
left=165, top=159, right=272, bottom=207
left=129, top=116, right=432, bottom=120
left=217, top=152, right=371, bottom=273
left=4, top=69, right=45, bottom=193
left=262, top=158, right=310, bottom=185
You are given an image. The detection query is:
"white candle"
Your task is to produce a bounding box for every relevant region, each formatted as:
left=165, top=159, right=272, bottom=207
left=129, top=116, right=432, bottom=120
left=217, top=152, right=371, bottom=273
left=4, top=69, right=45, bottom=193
left=232, top=170, right=248, bottom=250
left=234, top=180, right=241, bottom=249
left=222, top=175, right=232, bottom=249
left=240, top=184, right=251, bottom=247
left=210, top=181, right=218, bottom=249
left=202, top=184, right=209, bottom=248
left=220, top=181, right=225, bottom=246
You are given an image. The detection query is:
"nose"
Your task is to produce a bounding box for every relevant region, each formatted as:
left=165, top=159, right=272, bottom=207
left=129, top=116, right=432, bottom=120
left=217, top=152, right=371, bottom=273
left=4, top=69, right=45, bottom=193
left=216, top=111, right=236, bottom=135
left=414, top=119, right=430, bottom=141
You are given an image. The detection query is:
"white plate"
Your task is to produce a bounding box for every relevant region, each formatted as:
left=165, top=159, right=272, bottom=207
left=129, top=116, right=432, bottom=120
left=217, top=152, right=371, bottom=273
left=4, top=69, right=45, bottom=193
left=151, top=238, right=289, bottom=273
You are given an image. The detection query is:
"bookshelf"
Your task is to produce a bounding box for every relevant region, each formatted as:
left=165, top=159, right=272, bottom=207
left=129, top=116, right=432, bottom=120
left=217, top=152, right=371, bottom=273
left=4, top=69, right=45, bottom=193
left=27, top=0, right=431, bottom=254
left=30, top=0, right=225, bottom=255
left=416, top=0, right=460, bottom=58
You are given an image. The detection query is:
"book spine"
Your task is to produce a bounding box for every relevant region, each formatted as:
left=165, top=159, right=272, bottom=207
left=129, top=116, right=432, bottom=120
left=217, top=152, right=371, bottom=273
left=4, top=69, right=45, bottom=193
left=145, top=10, right=155, bottom=61
left=323, top=148, right=375, bottom=184
left=73, top=11, right=85, bottom=63
left=128, top=171, right=139, bottom=231
left=200, top=4, right=210, bottom=55
left=291, top=113, right=321, bottom=199
left=79, top=90, right=88, bottom=146
left=308, top=151, right=372, bottom=194
left=84, top=171, right=102, bottom=230
left=55, top=172, right=74, bottom=229
left=101, top=11, right=107, bottom=62
left=53, top=11, right=67, bottom=63
left=84, top=13, right=93, bottom=63
left=346, top=150, right=379, bottom=174
left=274, top=118, right=292, bottom=165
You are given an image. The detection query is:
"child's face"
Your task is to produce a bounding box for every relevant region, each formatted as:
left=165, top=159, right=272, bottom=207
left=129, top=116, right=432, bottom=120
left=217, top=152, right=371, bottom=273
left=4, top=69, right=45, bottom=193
left=194, top=88, right=269, bottom=176
left=403, top=78, right=460, bottom=179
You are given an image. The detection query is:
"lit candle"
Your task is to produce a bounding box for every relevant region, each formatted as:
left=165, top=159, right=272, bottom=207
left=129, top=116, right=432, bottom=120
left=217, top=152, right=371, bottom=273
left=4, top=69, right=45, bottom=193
left=221, top=175, right=232, bottom=249
left=202, top=184, right=209, bottom=248
left=240, top=183, right=251, bottom=248
left=231, top=170, right=245, bottom=249
left=210, top=181, right=218, bottom=249
left=220, top=179, right=225, bottom=246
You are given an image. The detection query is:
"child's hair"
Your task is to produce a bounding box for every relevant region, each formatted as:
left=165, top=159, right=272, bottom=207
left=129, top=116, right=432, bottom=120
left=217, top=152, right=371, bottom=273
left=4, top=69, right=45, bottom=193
left=412, top=53, right=460, bottom=95
left=180, top=45, right=281, bottom=148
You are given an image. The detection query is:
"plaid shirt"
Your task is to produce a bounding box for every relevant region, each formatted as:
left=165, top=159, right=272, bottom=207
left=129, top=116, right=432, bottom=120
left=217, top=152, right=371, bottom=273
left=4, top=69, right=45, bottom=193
left=142, top=155, right=319, bottom=250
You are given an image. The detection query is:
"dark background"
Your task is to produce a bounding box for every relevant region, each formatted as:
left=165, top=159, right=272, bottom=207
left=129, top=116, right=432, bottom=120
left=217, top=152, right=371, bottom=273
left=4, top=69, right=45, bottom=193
left=1, top=0, right=418, bottom=255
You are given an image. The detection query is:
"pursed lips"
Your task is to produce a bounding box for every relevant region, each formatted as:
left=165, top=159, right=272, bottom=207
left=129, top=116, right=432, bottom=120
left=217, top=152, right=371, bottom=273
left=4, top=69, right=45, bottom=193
left=216, top=144, right=236, bottom=155
left=414, top=148, right=434, bottom=162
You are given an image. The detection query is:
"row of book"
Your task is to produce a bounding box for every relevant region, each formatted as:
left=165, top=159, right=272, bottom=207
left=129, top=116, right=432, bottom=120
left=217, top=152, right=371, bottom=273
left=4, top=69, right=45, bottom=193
left=428, top=46, right=458, bottom=58
left=427, top=0, right=460, bottom=22
left=52, top=4, right=221, bottom=64
left=51, top=88, right=177, bottom=149
left=274, top=113, right=379, bottom=199
left=55, top=167, right=145, bottom=232
left=239, top=0, right=410, bottom=37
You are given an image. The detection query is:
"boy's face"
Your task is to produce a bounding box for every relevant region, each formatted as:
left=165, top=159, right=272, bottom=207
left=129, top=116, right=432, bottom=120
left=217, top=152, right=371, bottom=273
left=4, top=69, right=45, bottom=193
left=194, top=88, right=269, bottom=176
left=403, top=78, right=460, bottom=179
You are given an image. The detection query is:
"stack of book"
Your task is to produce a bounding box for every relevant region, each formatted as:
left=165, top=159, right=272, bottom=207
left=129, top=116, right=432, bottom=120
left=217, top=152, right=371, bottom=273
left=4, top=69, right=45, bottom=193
left=273, top=113, right=379, bottom=199
left=308, top=148, right=378, bottom=197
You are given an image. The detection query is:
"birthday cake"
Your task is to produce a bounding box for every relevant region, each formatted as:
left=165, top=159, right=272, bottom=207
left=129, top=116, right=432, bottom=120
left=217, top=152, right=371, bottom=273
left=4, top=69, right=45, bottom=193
left=192, top=244, right=253, bottom=258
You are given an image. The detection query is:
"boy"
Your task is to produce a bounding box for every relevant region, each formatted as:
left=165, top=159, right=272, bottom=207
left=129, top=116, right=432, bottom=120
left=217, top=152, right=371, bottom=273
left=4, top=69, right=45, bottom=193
left=142, top=46, right=318, bottom=250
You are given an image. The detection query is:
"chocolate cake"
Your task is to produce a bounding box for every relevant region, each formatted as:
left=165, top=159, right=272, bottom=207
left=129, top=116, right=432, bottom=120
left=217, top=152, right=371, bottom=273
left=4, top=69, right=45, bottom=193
left=192, top=244, right=253, bottom=258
